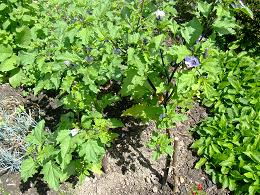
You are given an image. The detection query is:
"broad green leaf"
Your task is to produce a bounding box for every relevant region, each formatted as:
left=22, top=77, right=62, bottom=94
left=15, top=26, right=31, bottom=47
left=227, top=75, right=241, bottom=91
left=56, top=52, right=82, bottom=63
left=123, top=104, right=163, bottom=121
left=79, top=140, right=105, bottom=163
left=181, top=18, right=203, bottom=45
left=19, top=51, right=37, bottom=65
left=26, top=120, right=45, bottom=146
left=219, top=114, right=227, bottom=129
left=90, top=163, right=103, bottom=175
left=152, top=151, right=161, bottom=160
left=177, top=71, right=195, bottom=93
left=202, top=80, right=218, bottom=99
left=152, top=34, right=164, bottom=50
left=213, top=6, right=238, bottom=36
left=0, top=44, right=13, bottom=62
left=197, top=1, right=212, bottom=17
left=222, top=175, right=229, bottom=189
left=60, top=75, right=75, bottom=93
left=37, top=145, right=57, bottom=164
left=249, top=185, right=258, bottom=195
left=0, top=55, right=18, bottom=72
left=21, top=157, right=38, bottom=182
left=108, top=118, right=124, bottom=128
left=0, top=3, right=7, bottom=11
left=56, top=130, right=72, bottom=169
left=172, top=45, right=191, bottom=63
left=220, top=154, right=235, bottom=167
left=233, top=6, right=254, bottom=19
left=41, top=161, right=62, bottom=191
left=9, top=68, right=24, bottom=87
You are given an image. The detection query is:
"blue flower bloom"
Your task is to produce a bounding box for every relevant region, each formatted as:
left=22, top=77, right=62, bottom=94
left=184, top=56, right=200, bottom=68
left=85, top=46, right=92, bottom=52
left=113, top=48, right=121, bottom=55
left=159, top=113, right=166, bottom=120
left=85, top=56, right=94, bottom=63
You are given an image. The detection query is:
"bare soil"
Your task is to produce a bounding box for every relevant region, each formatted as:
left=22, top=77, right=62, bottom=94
left=0, top=84, right=229, bottom=195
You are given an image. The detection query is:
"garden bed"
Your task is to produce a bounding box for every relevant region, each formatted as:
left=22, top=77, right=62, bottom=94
left=0, top=84, right=228, bottom=195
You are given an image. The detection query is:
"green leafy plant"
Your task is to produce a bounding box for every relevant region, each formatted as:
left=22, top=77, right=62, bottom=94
left=192, top=52, right=260, bottom=194
left=0, top=0, right=258, bottom=193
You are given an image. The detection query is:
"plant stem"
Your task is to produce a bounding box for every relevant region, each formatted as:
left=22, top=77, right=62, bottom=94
left=168, top=62, right=178, bottom=84
left=136, top=0, right=145, bottom=31
left=147, top=77, right=157, bottom=93
left=161, top=128, right=172, bottom=188
left=160, top=49, right=170, bottom=81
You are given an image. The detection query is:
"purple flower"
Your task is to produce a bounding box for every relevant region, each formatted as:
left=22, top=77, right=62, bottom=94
left=85, top=56, right=94, bottom=63
left=184, top=56, right=200, bottom=68
left=113, top=48, right=121, bottom=55
left=159, top=113, right=165, bottom=120
left=85, top=46, right=92, bottom=52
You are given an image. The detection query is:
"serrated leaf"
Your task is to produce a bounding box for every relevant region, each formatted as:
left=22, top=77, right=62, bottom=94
left=21, top=157, right=38, bottom=182
left=181, top=18, right=203, bottom=45
left=177, top=71, right=195, bottom=93
left=56, top=130, right=72, bottom=169
left=152, top=34, right=164, bottom=50
left=122, top=104, right=163, bottom=121
left=172, top=45, right=191, bottom=63
left=213, top=6, right=238, bottom=36
left=41, top=161, right=62, bottom=191
left=26, top=120, right=46, bottom=145
left=197, top=1, right=212, bottom=17
left=79, top=140, right=105, bottom=163
left=37, top=145, right=57, bottom=164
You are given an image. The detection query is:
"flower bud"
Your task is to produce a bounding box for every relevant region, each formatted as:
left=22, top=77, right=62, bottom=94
left=155, top=10, right=166, bottom=20
left=64, top=60, right=71, bottom=66
left=70, top=128, right=79, bottom=137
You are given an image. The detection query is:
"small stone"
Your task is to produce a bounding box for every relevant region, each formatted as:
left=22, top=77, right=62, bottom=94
left=84, top=177, right=91, bottom=183
left=152, top=186, right=158, bottom=193
left=145, top=177, right=151, bottom=184
left=179, top=176, right=185, bottom=184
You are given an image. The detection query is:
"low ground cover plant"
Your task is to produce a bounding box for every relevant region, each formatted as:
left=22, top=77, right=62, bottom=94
left=0, top=0, right=259, bottom=194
